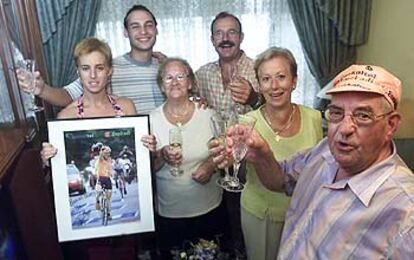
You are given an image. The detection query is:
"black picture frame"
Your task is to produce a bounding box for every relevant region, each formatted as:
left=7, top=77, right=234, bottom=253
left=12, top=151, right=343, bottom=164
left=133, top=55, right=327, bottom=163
left=47, top=115, right=154, bottom=242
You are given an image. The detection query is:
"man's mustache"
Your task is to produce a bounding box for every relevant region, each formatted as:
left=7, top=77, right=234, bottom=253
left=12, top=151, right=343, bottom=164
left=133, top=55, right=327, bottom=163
left=218, top=41, right=235, bottom=48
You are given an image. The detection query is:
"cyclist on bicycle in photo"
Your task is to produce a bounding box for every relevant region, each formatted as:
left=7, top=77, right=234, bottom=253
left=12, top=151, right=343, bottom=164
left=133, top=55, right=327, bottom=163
left=87, top=142, right=103, bottom=189
left=114, top=155, right=127, bottom=195
left=95, top=145, right=113, bottom=218
left=118, top=145, right=134, bottom=160
left=119, top=153, right=134, bottom=181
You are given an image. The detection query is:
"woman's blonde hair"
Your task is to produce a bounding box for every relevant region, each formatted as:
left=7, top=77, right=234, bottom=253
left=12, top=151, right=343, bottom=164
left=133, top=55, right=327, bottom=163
left=254, top=47, right=297, bottom=81
left=74, top=37, right=112, bottom=68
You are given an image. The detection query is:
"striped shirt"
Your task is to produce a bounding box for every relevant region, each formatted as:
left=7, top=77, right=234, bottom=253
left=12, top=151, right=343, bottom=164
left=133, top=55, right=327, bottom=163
left=278, top=138, right=414, bottom=259
left=64, top=54, right=165, bottom=114
left=195, top=51, right=259, bottom=114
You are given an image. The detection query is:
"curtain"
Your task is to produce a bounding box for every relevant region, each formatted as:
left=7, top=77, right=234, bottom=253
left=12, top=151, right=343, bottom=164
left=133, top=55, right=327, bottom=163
left=288, top=0, right=371, bottom=87
left=35, top=0, right=102, bottom=86
left=316, top=0, right=371, bottom=45
left=96, top=0, right=319, bottom=107
left=0, top=61, right=14, bottom=124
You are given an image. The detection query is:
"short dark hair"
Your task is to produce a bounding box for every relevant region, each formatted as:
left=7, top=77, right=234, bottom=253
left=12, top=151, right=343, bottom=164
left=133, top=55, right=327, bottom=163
left=210, top=12, right=242, bottom=35
left=123, top=5, right=157, bottom=29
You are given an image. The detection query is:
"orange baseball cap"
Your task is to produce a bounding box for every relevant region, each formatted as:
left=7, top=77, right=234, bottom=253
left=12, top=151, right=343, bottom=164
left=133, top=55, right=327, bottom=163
left=326, top=65, right=402, bottom=109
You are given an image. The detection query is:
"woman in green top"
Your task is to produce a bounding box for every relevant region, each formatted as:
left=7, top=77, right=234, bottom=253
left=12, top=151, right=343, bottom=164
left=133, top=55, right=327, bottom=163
left=241, top=47, right=323, bottom=259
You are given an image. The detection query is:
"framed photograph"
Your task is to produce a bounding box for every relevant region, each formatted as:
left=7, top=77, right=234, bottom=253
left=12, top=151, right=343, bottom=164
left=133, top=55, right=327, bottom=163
left=48, top=115, right=154, bottom=242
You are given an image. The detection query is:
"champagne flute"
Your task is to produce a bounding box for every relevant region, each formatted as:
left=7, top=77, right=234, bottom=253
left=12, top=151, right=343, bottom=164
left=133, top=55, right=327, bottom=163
left=229, top=64, right=244, bottom=115
left=227, top=115, right=257, bottom=192
left=17, top=59, right=44, bottom=112
left=210, top=112, right=236, bottom=188
left=169, top=127, right=184, bottom=176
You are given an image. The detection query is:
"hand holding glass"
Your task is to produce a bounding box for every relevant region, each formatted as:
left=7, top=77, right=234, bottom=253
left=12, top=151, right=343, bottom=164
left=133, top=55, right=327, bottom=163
left=169, top=127, right=184, bottom=176
left=17, top=59, right=43, bottom=112
left=227, top=115, right=257, bottom=192
left=210, top=112, right=237, bottom=189
left=229, top=64, right=244, bottom=115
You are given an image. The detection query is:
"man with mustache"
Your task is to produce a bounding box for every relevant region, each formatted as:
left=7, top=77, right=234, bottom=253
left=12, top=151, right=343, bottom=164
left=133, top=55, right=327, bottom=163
left=18, top=5, right=165, bottom=113
left=195, top=12, right=261, bottom=256
left=211, top=65, right=414, bottom=258
left=195, top=12, right=261, bottom=114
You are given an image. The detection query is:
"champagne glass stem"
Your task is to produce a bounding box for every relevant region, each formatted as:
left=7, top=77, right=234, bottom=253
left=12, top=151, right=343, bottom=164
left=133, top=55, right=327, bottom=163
left=169, top=127, right=183, bottom=176
left=169, top=148, right=182, bottom=176
left=171, top=164, right=181, bottom=177
left=233, top=161, right=241, bottom=183
left=226, top=160, right=243, bottom=192
left=234, top=103, right=244, bottom=115
left=30, top=93, right=43, bottom=112
left=223, top=167, right=231, bottom=181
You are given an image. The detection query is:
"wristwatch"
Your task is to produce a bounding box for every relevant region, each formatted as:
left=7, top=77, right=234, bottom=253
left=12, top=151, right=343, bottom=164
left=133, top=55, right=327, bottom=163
left=251, top=92, right=263, bottom=109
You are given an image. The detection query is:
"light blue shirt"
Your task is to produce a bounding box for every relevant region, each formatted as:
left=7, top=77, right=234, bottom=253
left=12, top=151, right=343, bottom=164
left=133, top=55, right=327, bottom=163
left=278, top=138, right=414, bottom=259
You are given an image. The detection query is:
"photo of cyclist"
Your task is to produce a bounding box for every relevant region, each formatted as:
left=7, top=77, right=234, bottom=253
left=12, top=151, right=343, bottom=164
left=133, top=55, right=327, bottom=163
left=95, top=145, right=113, bottom=219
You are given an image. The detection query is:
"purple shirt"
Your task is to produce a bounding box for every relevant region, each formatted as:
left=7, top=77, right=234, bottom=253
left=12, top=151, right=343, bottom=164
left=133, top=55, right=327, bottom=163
left=278, top=138, right=414, bottom=259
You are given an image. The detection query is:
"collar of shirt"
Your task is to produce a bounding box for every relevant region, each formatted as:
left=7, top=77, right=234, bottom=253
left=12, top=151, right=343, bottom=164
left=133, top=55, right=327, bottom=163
left=123, top=53, right=155, bottom=66
left=322, top=141, right=398, bottom=207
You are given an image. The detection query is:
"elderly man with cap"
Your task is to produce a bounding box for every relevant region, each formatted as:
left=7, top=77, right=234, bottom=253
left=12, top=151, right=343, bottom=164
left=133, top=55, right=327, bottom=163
left=210, top=64, right=414, bottom=258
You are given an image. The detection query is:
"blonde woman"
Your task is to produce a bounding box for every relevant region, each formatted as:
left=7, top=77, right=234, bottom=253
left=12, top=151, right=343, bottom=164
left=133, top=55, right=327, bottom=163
left=41, top=38, right=155, bottom=181
left=239, top=47, right=323, bottom=259
left=209, top=47, right=323, bottom=259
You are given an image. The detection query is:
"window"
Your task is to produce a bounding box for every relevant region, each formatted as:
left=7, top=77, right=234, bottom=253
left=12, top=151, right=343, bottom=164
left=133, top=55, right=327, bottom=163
left=95, top=0, right=319, bottom=107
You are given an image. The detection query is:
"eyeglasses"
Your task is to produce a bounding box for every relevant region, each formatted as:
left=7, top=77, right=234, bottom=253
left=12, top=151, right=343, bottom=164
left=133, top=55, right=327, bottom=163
left=162, top=73, right=188, bottom=84
left=212, top=29, right=240, bottom=39
left=324, top=106, right=393, bottom=126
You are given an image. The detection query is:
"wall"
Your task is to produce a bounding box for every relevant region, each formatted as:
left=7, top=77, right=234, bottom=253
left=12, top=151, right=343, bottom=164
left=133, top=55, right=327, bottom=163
left=357, top=0, right=414, bottom=138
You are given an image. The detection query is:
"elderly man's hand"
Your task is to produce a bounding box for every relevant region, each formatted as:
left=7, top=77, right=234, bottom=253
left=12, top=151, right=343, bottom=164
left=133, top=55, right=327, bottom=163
left=226, top=125, right=271, bottom=163
left=228, top=76, right=254, bottom=105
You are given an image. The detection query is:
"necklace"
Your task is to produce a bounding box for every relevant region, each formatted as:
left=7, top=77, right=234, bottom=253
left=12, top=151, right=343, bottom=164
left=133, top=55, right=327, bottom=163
left=165, top=102, right=192, bottom=126
left=262, top=105, right=296, bottom=142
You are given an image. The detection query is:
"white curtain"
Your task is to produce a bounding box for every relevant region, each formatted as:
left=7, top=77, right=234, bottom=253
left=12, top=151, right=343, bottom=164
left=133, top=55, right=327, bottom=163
left=96, top=0, right=320, bottom=107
